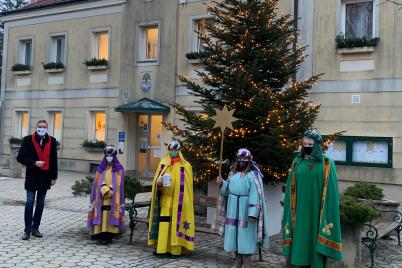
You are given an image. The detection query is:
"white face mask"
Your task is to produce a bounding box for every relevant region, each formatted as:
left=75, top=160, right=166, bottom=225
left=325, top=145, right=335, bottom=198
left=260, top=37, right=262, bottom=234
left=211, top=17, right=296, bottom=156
left=36, top=128, right=47, bottom=136
left=106, top=156, right=114, bottom=163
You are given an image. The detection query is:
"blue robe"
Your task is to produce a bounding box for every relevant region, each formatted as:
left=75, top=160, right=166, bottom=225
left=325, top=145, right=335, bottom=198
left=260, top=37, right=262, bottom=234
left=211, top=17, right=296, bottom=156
left=220, top=171, right=260, bottom=254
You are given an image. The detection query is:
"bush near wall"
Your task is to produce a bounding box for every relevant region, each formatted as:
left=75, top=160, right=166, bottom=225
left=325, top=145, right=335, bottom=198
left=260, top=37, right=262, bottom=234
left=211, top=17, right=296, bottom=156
left=71, top=175, right=143, bottom=201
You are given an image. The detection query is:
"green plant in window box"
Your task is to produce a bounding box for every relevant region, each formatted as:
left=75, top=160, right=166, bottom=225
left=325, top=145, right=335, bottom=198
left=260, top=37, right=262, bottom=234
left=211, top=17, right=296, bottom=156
left=11, top=63, right=31, bottom=72
left=185, top=51, right=208, bottom=60
left=335, top=34, right=380, bottom=49
left=42, top=62, right=65, bottom=70
left=82, top=140, right=106, bottom=149
left=83, top=58, right=109, bottom=67
left=9, top=137, right=23, bottom=145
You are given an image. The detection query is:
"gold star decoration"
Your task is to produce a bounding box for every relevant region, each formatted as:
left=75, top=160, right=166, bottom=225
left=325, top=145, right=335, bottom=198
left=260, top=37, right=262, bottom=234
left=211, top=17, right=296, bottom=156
left=211, top=105, right=237, bottom=132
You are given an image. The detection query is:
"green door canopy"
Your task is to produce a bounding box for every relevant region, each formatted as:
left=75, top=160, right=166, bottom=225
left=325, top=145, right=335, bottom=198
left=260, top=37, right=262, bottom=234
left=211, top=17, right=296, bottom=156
left=115, top=98, right=170, bottom=113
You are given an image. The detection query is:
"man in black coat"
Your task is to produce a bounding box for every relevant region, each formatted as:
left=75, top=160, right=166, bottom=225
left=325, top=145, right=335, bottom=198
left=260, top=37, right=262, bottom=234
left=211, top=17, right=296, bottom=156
left=17, top=119, right=58, bottom=240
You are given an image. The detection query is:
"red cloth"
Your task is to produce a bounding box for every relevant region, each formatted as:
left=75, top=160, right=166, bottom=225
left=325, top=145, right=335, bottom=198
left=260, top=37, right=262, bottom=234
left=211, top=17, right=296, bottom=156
left=171, top=157, right=180, bottom=164
left=31, top=133, right=51, bottom=171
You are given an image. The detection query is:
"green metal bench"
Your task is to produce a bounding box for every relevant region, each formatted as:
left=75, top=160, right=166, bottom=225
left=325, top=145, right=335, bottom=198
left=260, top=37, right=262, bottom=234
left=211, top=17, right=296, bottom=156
left=361, top=209, right=402, bottom=267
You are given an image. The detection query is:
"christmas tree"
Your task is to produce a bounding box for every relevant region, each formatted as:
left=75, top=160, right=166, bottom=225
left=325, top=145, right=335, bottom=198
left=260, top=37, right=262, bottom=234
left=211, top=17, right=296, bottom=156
left=165, top=0, right=322, bottom=183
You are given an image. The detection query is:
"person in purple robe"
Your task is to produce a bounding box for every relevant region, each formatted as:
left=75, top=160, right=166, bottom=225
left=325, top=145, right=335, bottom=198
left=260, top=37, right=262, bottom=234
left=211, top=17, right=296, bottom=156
left=87, top=145, right=125, bottom=245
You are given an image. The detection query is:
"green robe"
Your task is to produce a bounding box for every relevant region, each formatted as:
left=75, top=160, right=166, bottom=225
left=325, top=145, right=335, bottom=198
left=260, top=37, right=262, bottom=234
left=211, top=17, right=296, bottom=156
left=282, top=155, right=343, bottom=267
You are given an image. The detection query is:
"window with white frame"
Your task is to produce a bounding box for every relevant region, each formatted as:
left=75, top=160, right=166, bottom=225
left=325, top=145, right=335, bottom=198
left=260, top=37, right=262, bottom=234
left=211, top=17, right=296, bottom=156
left=191, top=18, right=212, bottom=53
left=14, top=111, right=29, bottom=138
left=49, top=35, right=66, bottom=64
left=138, top=25, right=159, bottom=61
left=341, top=0, right=374, bottom=38
left=18, top=39, right=33, bottom=66
left=88, top=111, right=106, bottom=141
left=91, top=31, right=109, bottom=60
left=48, top=111, right=63, bottom=142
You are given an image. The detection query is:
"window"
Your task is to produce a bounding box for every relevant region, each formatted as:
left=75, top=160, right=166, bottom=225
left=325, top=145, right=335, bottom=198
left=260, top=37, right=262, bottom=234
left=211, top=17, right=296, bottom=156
left=325, top=136, right=392, bottom=168
left=341, top=0, right=375, bottom=38
left=91, top=31, right=109, bottom=60
left=14, top=111, right=29, bottom=138
left=48, top=111, right=63, bottom=142
left=49, top=35, right=66, bottom=64
left=138, top=25, right=159, bottom=61
left=18, top=39, right=33, bottom=66
left=191, top=18, right=212, bottom=52
left=88, top=111, right=106, bottom=142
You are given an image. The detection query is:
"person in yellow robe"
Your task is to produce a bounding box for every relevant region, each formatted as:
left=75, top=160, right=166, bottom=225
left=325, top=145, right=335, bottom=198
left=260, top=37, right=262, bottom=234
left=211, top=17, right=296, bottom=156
left=148, top=140, right=195, bottom=258
left=88, top=145, right=125, bottom=245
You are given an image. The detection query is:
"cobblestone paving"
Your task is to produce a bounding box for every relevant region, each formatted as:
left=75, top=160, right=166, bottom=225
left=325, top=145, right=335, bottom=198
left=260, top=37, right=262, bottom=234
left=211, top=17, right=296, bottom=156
left=0, top=172, right=401, bottom=267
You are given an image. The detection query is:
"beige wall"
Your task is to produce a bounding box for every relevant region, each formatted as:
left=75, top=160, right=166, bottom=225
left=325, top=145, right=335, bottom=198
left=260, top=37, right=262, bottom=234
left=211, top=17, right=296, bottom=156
left=1, top=3, right=125, bottom=172
left=305, top=1, right=402, bottom=201
left=5, top=13, right=122, bottom=91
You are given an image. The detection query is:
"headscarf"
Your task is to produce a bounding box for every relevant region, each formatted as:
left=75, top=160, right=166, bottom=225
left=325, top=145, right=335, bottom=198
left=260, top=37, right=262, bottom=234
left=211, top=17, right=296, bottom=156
left=97, top=145, right=124, bottom=173
left=168, top=140, right=181, bottom=151
left=299, top=129, right=323, bottom=161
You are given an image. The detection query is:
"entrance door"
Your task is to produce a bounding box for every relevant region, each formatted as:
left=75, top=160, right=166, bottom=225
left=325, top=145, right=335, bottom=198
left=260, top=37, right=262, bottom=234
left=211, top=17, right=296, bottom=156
left=136, top=114, right=163, bottom=177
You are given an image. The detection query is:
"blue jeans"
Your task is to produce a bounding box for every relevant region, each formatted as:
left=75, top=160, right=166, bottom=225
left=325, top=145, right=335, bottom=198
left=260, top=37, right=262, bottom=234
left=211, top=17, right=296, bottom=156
left=24, top=190, right=47, bottom=233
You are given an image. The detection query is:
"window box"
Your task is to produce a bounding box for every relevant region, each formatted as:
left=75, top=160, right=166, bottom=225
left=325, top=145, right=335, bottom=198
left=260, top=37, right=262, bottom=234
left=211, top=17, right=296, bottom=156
left=12, top=63, right=32, bottom=75
left=45, top=68, right=65, bottom=73
left=84, top=147, right=104, bottom=153
left=326, top=136, right=392, bottom=168
left=337, top=46, right=376, bottom=54
left=86, top=65, right=108, bottom=70
left=13, top=70, right=32, bottom=75
left=82, top=140, right=106, bottom=152
left=84, top=58, right=109, bottom=70
left=188, top=59, right=201, bottom=64
left=9, top=137, right=22, bottom=148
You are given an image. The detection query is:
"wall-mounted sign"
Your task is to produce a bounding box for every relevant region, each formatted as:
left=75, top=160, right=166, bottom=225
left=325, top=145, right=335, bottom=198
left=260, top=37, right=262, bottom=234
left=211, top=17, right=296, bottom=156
left=140, top=72, right=152, bottom=92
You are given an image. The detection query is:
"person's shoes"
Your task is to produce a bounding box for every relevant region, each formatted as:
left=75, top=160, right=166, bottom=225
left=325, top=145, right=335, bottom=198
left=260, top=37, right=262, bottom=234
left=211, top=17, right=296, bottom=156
left=153, top=251, right=167, bottom=258
left=31, top=229, right=43, bottom=238
left=168, top=253, right=181, bottom=259
left=21, top=233, right=30, bottom=240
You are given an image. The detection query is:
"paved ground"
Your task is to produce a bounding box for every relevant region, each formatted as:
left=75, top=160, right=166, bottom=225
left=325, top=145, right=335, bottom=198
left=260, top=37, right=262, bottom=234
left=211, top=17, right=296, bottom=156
left=0, top=171, right=401, bottom=267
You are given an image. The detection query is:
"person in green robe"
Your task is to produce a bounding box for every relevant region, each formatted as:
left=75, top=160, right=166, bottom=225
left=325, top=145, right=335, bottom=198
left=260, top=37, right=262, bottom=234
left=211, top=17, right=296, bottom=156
left=282, top=130, right=343, bottom=268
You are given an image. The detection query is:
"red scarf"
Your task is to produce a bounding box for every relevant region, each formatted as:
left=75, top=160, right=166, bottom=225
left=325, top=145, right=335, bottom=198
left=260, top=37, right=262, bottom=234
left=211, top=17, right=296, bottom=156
left=31, top=133, right=51, bottom=171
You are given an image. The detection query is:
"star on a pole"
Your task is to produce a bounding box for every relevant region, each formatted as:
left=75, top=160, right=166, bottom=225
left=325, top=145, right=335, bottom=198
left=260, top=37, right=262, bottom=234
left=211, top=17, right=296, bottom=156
left=211, top=105, right=237, bottom=132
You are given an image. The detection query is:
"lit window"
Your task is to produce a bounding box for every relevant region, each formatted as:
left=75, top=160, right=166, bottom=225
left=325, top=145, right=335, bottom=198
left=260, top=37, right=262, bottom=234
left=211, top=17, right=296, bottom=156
left=94, top=112, right=106, bottom=141
left=49, top=35, right=66, bottom=64
left=192, top=19, right=212, bottom=52
left=342, top=1, right=374, bottom=38
left=48, top=111, right=63, bottom=142
left=18, top=39, right=33, bottom=66
left=139, top=25, right=159, bottom=61
left=14, top=111, right=29, bottom=138
left=92, top=31, right=109, bottom=60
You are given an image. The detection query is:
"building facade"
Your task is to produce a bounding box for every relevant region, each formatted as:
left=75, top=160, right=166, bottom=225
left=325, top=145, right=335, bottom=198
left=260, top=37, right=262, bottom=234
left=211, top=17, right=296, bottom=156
left=0, top=0, right=126, bottom=173
left=1, top=0, right=402, bottom=205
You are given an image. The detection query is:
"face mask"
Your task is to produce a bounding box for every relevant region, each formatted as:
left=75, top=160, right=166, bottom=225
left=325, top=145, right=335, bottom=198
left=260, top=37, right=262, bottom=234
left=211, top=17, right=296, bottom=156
left=106, top=156, right=114, bottom=163
left=236, top=161, right=249, bottom=171
left=303, top=146, right=313, bottom=155
left=169, top=151, right=179, bottom=158
left=36, top=128, right=47, bottom=136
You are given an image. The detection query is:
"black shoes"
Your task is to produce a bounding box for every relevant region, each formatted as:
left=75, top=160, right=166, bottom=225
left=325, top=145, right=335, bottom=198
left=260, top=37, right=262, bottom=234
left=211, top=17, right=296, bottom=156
left=153, top=251, right=167, bottom=258
left=31, top=229, right=43, bottom=238
left=21, top=233, right=30, bottom=240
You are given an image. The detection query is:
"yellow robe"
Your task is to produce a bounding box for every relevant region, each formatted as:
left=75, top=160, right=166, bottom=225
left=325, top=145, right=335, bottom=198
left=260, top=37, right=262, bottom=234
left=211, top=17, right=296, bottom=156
left=148, top=152, right=195, bottom=255
left=93, top=166, right=120, bottom=235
